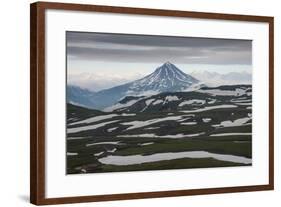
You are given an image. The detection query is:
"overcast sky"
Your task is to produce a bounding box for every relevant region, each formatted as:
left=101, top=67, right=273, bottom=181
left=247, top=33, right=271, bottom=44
left=67, top=31, right=252, bottom=91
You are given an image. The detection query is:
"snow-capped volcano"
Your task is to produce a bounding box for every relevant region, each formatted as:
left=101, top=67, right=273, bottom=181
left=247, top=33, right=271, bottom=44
left=67, top=62, right=201, bottom=109
left=127, top=62, right=199, bottom=94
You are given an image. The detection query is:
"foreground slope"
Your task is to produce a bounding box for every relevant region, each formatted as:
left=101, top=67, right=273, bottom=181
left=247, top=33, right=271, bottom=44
left=66, top=84, right=252, bottom=174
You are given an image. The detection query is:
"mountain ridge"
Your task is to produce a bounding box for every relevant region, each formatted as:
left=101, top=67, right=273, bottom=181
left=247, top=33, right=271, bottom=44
left=104, top=84, right=252, bottom=113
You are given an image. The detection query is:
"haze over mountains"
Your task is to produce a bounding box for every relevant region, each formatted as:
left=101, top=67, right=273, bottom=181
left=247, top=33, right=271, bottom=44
left=67, top=62, right=205, bottom=109
left=67, top=62, right=252, bottom=110
left=191, top=71, right=251, bottom=87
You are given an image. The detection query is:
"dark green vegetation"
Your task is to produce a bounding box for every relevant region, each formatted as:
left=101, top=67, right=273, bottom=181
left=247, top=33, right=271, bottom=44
left=67, top=85, right=252, bottom=174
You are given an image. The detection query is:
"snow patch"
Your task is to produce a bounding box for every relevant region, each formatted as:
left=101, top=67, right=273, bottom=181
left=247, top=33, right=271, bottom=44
left=165, top=95, right=180, bottom=102
left=179, top=99, right=205, bottom=107
left=121, top=116, right=184, bottom=130
left=68, top=120, right=119, bottom=133
left=67, top=152, right=78, bottom=156
left=235, top=102, right=252, bottom=106
left=86, top=141, right=120, bottom=147
left=181, top=122, right=197, bottom=125
left=152, top=99, right=164, bottom=105
left=145, top=127, right=160, bottom=130
left=67, top=136, right=91, bottom=140
left=69, top=114, right=118, bottom=126
left=202, top=118, right=212, bottom=123
left=117, top=132, right=204, bottom=139
left=99, top=151, right=252, bottom=165
left=210, top=133, right=252, bottom=137
left=145, top=99, right=155, bottom=106
left=207, top=99, right=216, bottom=104
left=107, top=127, right=118, bottom=132
left=212, top=117, right=251, bottom=128
left=121, top=113, right=136, bottom=116
left=231, top=99, right=252, bottom=103
left=94, top=152, right=104, bottom=156
left=198, top=88, right=248, bottom=96
left=107, top=148, right=117, bottom=153
left=181, top=105, right=237, bottom=113
left=104, top=100, right=140, bottom=112
left=139, top=142, right=154, bottom=146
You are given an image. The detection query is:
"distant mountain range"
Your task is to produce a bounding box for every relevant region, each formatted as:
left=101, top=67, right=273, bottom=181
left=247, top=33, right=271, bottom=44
left=67, top=62, right=203, bottom=109
left=67, top=85, right=96, bottom=107
left=191, top=71, right=251, bottom=86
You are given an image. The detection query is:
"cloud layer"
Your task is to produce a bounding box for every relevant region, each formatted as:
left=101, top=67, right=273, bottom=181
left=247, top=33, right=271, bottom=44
left=67, top=32, right=252, bottom=65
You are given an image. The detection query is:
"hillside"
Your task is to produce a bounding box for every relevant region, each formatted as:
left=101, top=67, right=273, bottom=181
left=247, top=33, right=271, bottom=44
left=66, top=84, right=252, bottom=174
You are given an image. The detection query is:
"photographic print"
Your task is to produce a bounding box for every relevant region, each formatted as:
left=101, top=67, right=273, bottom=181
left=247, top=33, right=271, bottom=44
left=30, top=3, right=274, bottom=204
left=66, top=32, right=252, bottom=174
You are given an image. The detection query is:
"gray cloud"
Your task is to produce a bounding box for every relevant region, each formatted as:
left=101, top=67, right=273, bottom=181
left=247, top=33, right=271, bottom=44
left=66, top=31, right=252, bottom=65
